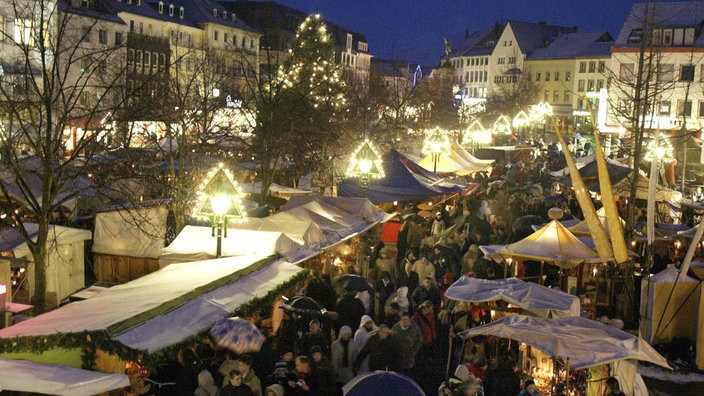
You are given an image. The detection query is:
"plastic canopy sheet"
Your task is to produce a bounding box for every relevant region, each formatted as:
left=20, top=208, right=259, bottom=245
left=0, top=357, right=129, bottom=396
left=480, top=219, right=602, bottom=269
left=450, top=142, right=495, bottom=166
left=92, top=206, right=168, bottom=258
left=460, top=315, right=671, bottom=370
left=238, top=181, right=312, bottom=195
left=337, top=149, right=468, bottom=203
left=418, top=152, right=487, bottom=175
left=285, top=196, right=391, bottom=224
left=237, top=217, right=326, bottom=249
left=113, top=260, right=305, bottom=352
left=159, top=226, right=308, bottom=266
left=444, top=277, right=580, bottom=318
left=0, top=223, right=91, bottom=253
left=0, top=253, right=272, bottom=338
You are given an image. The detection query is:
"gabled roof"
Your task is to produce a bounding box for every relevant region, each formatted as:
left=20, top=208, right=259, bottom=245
left=615, top=2, right=704, bottom=46
left=161, top=0, right=258, bottom=33
left=450, top=23, right=504, bottom=58
left=507, top=20, right=578, bottom=55
left=528, top=31, right=613, bottom=59
left=221, top=1, right=368, bottom=52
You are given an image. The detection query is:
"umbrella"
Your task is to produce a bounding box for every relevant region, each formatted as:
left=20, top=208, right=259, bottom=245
left=332, top=274, right=375, bottom=294
left=342, top=371, right=425, bottom=396
left=280, top=295, right=326, bottom=316
left=210, top=317, right=264, bottom=354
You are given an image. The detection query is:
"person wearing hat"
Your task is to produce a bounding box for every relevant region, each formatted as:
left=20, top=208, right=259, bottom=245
left=374, top=270, right=396, bottom=320
left=266, top=361, right=297, bottom=395
left=438, top=364, right=478, bottom=396
left=331, top=325, right=357, bottom=385
left=353, top=315, right=378, bottom=374
left=297, top=319, right=329, bottom=359
left=517, top=379, right=541, bottom=396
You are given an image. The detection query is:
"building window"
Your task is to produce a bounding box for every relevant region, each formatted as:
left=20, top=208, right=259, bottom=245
left=578, top=80, right=585, bottom=92
left=115, top=32, right=122, bottom=45
left=508, top=57, right=516, bottom=64
left=498, top=57, right=505, bottom=65
left=677, top=99, right=692, bottom=116
left=554, top=71, right=560, bottom=81
left=681, top=65, right=695, bottom=82
left=659, top=100, right=671, bottom=116
left=146, top=24, right=152, bottom=36
left=81, top=26, right=91, bottom=42
left=224, top=33, right=228, bottom=43
left=564, top=90, right=570, bottom=102
left=179, top=7, right=184, bottom=19
left=660, top=64, right=674, bottom=82
left=158, top=1, right=163, bottom=13
left=565, top=71, right=571, bottom=81
left=250, top=39, right=254, bottom=49
left=553, top=90, right=559, bottom=103
left=620, top=63, right=634, bottom=81
left=597, top=79, right=604, bottom=90
left=535, top=72, right=541, bottom=81
left=544, top=90, right=549, bottom=101
left=98, top=29, right=107, bottom=44
left=129, top=20, right=135, bottom=32
left=598, top=61, right=606, bottom=73
left=169, top=4, right=174, bottom=16
left=545, top=72, right=550, bottom=81
left=587, top=80, right=595, bottom=91
left=213, top=9, right=218, bottom=17
left=589, top=61, right=596, bottom=73
left=579, top=62, right=586, bottom=73
left=214, top=30, right=218, bottom=41
left=699, top=102, right=704, bottom=118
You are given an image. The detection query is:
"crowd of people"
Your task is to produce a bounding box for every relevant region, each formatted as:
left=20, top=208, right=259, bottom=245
left=124, top=144, right=638, bottom=396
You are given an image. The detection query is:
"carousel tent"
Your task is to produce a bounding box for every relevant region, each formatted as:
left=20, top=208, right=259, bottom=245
left=1, top=224, right=92, bottom=304
left=444, top=276, right=580, bottom=318
left=612, top=172, right=682, bottom=203
left=639, top=266, right=700, bottom=344
left=159, top=226, right=308, bottom=266
left=0, top=357, right=129, bottom=396
left=337, top=149, right=467, bottom=203
left=556, top=157, right=633, bottom=192
left=568, top=207, right=626, bottom=237
left=480, top=217, right=602, bottom=269
left=460, top=315, right=670, bottom=369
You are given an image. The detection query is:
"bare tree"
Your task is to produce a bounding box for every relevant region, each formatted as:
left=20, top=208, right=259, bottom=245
left=0, top=0, right=127, bottom=311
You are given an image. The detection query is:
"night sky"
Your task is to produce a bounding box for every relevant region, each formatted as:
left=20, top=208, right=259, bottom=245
left=272, top=0, right=655, bottom=64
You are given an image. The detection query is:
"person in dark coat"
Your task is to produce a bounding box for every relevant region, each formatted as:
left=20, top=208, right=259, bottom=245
left=397, top=255, right=420, bottom=293
left=483, top=358, right=520, bottom=396
left=297, top=319, right=330, bottom=358
left=310, top=345, right=339, bottom=396
left=411, top=276, right=442, bottom=312
left=374, top=271, right=396, bottom=320
left=353, top=324, right=400, bottom=372
left=335, top=288, right=365, bottom=333
left=221, top=370, right=255, bottom=396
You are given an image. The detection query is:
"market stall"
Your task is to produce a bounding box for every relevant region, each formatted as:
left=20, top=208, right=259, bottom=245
left=461, top=315, right=670, bottom=396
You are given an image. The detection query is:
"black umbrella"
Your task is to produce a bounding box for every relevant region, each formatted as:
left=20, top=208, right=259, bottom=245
left=280, top=295, right=326, bottom=316
left=332, top=274, right=375, bottom=294
left=511, top=215, right=546, bottom=234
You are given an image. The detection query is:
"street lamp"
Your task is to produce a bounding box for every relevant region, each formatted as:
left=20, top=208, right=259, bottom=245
left=512, top=111, right=529, bottom=142
left=347, top=138, right=384, bottom=197
left=463, top=120, right=491, bottom=152
left=193, top=163, right=247, bottom=258
left=529, top=102, right=552, bottom=141
left=423, top=128, right=450, bottom=173
left=492, top=115, right=512, bottom=145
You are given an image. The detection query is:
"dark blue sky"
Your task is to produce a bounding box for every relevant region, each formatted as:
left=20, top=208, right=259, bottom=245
left=273, top=0, right=649, bottom=64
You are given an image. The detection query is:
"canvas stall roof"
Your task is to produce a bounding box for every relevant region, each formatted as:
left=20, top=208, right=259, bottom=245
left=160, top=226, right=307, bottom=265
left=238, top=217, right=326, bottom=249
left=556, top=157, right=633, bottom=192
left=612, top=172, right=682, bottom=203
left=451, top=142, right=495, bottom=166
left=113, top=260, right=304, bottom=352
left=337, top=149, right=467, bottom=203
left=647, top=265, right=698, bottom=283
left=480, top=219, right=601, bottom=269
left=418, top=152, right=488, bottom=175
left=444, top=276, right=580, bottom=318
left=285, top=196, right=393, bottom=224
left=0, top=357, right=129, bottom=396
left=568, top=207, right=626, bottom=237
left=0, top=253, right=272, bottom=338
left=92, top=206, right=168, bottom=259
left=239, top=181, right=312, bottom=195
left=460, top=315, right=670, bottom=369
left=0, top=224, right=92, bottom=256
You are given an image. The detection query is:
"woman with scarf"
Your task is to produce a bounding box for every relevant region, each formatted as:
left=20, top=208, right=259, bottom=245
left=331, top=325, right=357, bottom=386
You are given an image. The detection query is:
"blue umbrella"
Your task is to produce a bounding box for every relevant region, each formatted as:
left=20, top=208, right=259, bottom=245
left=343, top=371, right=425, bottom=396
left=210, top=317, right=264, bottom=354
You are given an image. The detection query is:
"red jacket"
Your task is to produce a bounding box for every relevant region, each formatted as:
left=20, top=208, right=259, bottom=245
left=412, top=310, right=437, bottom=344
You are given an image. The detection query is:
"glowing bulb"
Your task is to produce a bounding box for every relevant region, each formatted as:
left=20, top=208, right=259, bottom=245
left=210, top=194, right=231, bottom=215
left=358, top=159, right=373, bottom=173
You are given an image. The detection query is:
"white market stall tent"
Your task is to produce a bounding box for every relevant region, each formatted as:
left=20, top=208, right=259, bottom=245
left=0, top=357, right=129, bottom=396
left=159, top=226, right=309, bottom=266
left=444, top=276, right=580, bottom=318
left=1, top=224, right=92, bottom=306
left=640, top=266, right=700, bottom=345
left=461, top=315, right=670, bottom=396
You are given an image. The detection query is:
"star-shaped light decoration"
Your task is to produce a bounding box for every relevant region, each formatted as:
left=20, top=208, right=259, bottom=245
left=193, top=163, right=247, bottom=238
